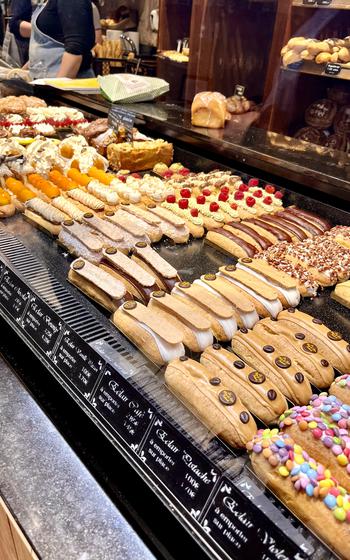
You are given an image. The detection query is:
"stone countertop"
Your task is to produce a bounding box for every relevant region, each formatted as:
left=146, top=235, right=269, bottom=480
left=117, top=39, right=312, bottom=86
left=0, top=355, right=156, bottom=560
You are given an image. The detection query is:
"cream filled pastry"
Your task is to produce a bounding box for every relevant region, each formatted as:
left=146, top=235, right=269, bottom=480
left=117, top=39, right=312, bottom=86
left=112, top=301, right=185, bottom=366
left=131, top=242, right=180, bottom=292
left=58, top=220, right=104, bottom=263
left=148, top=291, right=213, bottom=352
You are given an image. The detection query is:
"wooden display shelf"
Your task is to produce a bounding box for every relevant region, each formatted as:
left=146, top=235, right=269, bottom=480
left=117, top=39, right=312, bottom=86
left=282, top=59, right=350, bottom=80
left=293, top=0, right=350, bottom=8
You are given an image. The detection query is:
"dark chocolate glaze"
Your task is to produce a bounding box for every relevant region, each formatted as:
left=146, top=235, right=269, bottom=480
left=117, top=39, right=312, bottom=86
left=244, top=218, right=292, bottom=242
left=259, top=215, right=307, bottom=241
left=225, top=222, right=272, bottom=250
left=286, top=207, right=332, bottom=231
left=211, top=228, right=257, bottom=257
left=100, top=258, right=159, bottom=304
left=276, top=210, right=324, bottom=236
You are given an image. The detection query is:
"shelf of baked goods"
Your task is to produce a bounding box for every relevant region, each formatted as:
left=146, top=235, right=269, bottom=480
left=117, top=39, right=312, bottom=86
left=282, top=59, right=350, bottom=79
left=3, top=91, right=350, bottom=559
left=292, top=0, right=350, bottom=9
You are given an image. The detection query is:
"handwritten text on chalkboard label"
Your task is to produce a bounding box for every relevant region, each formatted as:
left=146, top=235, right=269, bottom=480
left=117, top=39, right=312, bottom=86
left=325, top=62, right=341, bottom=76
left=108, top=106, right=135, bottom=143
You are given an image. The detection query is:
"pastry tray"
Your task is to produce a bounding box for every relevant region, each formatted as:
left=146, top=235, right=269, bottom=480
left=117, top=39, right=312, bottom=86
left=0, top=162, right=349, bottom=560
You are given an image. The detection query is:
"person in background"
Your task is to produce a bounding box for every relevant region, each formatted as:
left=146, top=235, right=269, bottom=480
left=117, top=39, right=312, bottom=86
left=9, top=0, right=33, bottom=65
left=92, top=0, right=102, bottom=45
left=137, top=0, right=158, bottom=55
left=29, top=0, right=95, bottom=79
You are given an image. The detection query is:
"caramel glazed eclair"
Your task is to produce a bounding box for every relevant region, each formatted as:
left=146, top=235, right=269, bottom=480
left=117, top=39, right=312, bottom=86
left=165, top=357, right=257, bottom=448
left=253, top=318, right=334, bottom=389
left=231, top=328, right=313, bottom=405
left=68, top=258, right=132, bottom=312
left=200, top=344, right=288, bottom=424
left=131, top=241, right=181, bottom=292
left=277, top=308, right=350, bottom=374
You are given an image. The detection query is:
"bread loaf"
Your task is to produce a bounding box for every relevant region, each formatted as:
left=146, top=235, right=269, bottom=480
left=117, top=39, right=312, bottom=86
left=191, top=91, right=230, bottom=129
left=107, top=140, right=173, bottom=171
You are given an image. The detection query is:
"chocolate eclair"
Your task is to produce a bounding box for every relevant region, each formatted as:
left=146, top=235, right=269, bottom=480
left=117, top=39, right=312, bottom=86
left=131, top=242, right=181, bottom=292
left=206, top=227, right=257, bottom=258
left=243, top=218, right=292, bottom=244
left=275, top=210, right=324, bottom=237
left=285, top=207, right=332, bottom=232
left=100, top=247, right=159, bottom=304
left=224, top=222, right=272, bottom=251
left=258, top=214, right=308, bottom=242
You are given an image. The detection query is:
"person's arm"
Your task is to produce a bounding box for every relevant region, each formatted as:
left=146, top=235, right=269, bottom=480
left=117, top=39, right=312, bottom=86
left=56, top=0, right=95, bottom=78
left=19, top=20, right=31, bottom=38
left=95, top=28, right=102, bottom=45
left=56, top=52, right=83, bottom=78
left=9, top=0, right=32, bottom=40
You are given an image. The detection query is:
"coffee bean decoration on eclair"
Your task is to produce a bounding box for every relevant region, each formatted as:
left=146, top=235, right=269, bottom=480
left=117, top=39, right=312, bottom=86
left=302, top=342, right=318, bottom=354
left=295, top=373, right=304, bottom=384
left=152, top=290, right=166, bottom=298
left=219, top=390, right=237, bottom=406
left=240, top=411, right=250, bottom=424
left=105, top=246, right=117, bottom=255
left=287, top=308, right=296, bottom=313
left=83, top=212, right=94, bottom=219
left=63, top=219, right=74, bottom=227
left=72, top=260, right=85, bottom=270
left=275, top=356, right=292, bottom=369
left=179, top=281, right=191, bottom=288
left=267, top=389, right=277, bottom=401
left=135, top=241, right=147, bottom=248
left=212, top=343, right=221, bottom=350
left=327, top=331, right=343, bottom=341
left=179, top=355, right=189, bottom=361
left=123, top=301, right=137, bottom=310
left=210, top=377, right=221, bottom=386
left=263, top=345, right=274, bottom=353
left=234, top=360, right=245, bottom=369
left=313, top=318, right=323, bottom=325
left=321, top=359, right=329, bottom=367
left=295, top=333, right=305, bottom=340
left=240, top=327, right=248, bottom=334
left=248, top=371, right=266, bottom=384
left=104, top=210, right=114, bottom=217
left=241, top=257, right=253, bottom=263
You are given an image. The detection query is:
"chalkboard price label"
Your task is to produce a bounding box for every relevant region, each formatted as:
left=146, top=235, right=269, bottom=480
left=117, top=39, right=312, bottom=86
left=325, top=62, right=341, bottom=75
left=53, top=329, right=104, bottom=397
left=108, top=106, right=135, bottom=143
left=141, top=417, right=219, bottom=517
left=22, top=296, right=62, bottom=356
left=0, top=269, right=31, bottom=321
left=234, top=84, right=245, bottom=97
left=93, top=367, right=154, bottom=449
left=203, top=477, right=310, bottom=559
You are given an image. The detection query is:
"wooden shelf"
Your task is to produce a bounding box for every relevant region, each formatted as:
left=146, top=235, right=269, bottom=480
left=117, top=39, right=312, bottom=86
left=282, top=59, right=350, bottom=80
left=293, top=0, right=350, bottom=9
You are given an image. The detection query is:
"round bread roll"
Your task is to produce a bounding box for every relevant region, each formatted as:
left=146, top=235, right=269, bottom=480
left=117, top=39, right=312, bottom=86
left=294, top=126, right=328, bottom=145
left=305, top=98, right=337, bottom=129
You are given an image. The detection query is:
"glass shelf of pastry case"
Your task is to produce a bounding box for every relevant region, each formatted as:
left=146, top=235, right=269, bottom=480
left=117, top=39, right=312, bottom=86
left=292, top=0, right=350, bottom=8
left=282, top=59, right=350, bottom=79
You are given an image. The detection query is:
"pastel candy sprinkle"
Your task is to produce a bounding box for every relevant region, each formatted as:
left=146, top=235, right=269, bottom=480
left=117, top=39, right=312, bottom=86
left=332, top=445, right=343, bottom=456
left=334, top=508, right=346, bottom=522
left=306, top=484, right=314, bottom=497
left=278, top=466, right=289, bottom=477
left=337, top=454, right=349, bottom=466
left=324, top=494, right=337, bottom=509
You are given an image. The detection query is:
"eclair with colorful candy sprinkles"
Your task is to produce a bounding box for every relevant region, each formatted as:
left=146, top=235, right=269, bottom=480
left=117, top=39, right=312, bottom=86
left=279, top=399, right=350, bottom=492
left=247, top=429, right=350, bottom=560
left=330, top=375, right=350, bottom=406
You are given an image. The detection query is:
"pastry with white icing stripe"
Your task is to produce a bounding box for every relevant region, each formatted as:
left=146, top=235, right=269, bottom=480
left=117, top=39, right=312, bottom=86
left=171, top=281, right=237, bottom=341
left=82, top=212, right=130, bottom=252
left=67, top=188, right=105, bottom=211
left=195, top=274, right=259, bottom=329
left=146, top=204, right=190, bottom=244
left=218, top=265, right=283, bottom=318
left=148, top=290, right=213, bottom=352
left=25, top=197, right=68, bottom=235
left=104, top=209, right=151, bottom=245
left=112, top=301, right=185, bottom=366
left=51, top=196, right=85, bottom=222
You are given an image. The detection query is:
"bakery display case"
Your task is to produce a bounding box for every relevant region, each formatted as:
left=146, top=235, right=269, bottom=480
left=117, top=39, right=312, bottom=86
left=0, top=77, right=350, bottom=560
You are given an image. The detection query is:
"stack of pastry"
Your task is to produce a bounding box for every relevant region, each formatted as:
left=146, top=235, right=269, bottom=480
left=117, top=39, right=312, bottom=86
left=258, top=226, right=350, bottom=293
left=281, top=36, right=350, bottom=67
